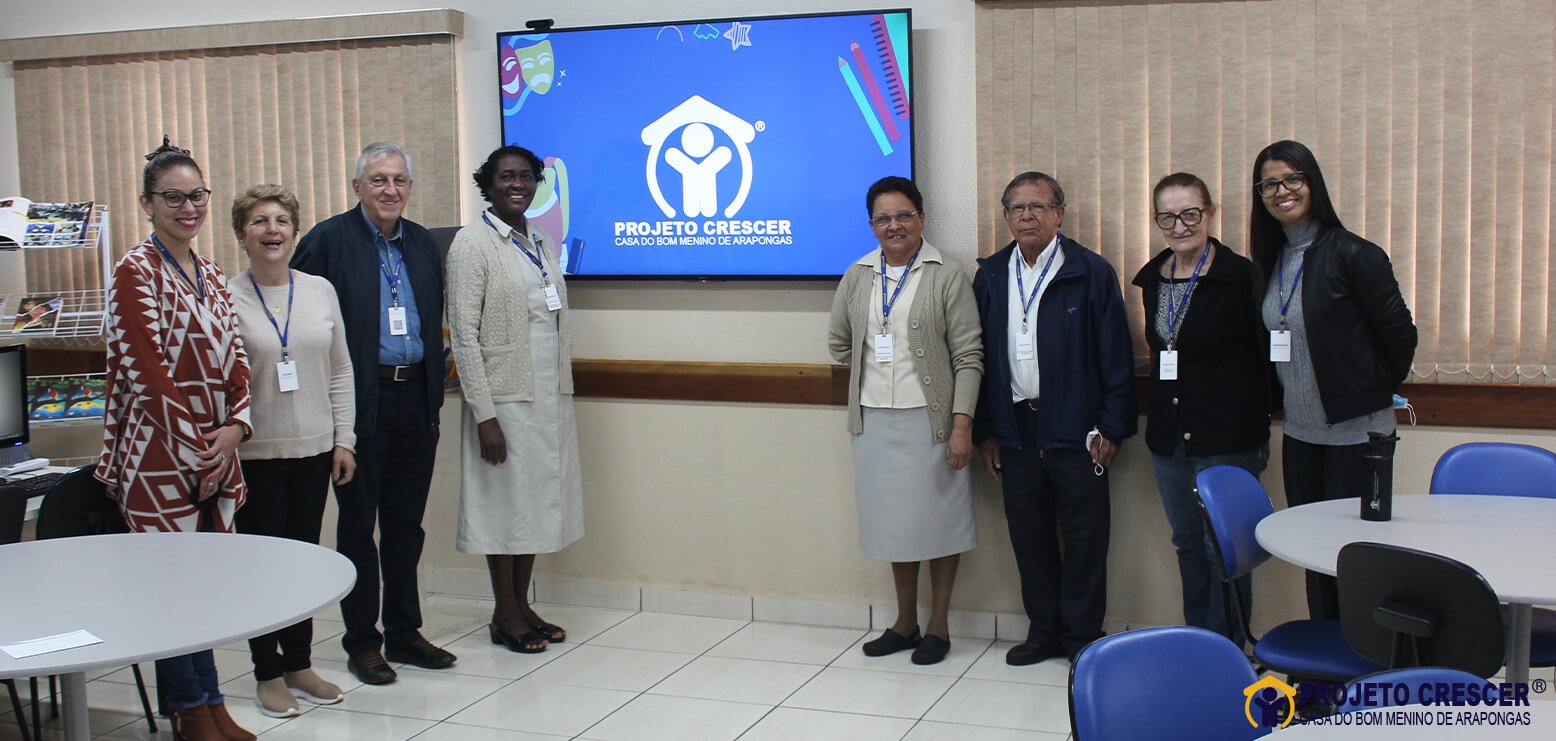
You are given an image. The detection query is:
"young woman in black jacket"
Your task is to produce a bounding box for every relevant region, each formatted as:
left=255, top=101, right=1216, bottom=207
left=1249, top=140, right=1418, bottom=620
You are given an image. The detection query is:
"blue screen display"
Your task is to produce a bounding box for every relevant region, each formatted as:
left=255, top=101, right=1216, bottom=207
left=498, top=10, right=913, bottom=278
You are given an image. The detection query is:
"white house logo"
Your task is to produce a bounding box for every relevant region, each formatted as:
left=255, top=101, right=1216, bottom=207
left=640, top=95, right=755, bottom=218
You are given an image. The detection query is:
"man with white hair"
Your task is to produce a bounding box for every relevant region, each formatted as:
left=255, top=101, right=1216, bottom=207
left=292, top=141, right=453, bottom=685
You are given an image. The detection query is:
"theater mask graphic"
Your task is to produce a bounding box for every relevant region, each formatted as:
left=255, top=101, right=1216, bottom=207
left=640, top=95, right=756, bottom=219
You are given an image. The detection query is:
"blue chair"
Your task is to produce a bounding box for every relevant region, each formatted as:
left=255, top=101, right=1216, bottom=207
left=1196, top=465, right=1385, bottom=683
left=1336, top=667, right=1495, bottom=713
left=1430, top=442, right=1556, bottom=498
left=1430, top=442, right=1556, bottom=671
left=1069, top=626, right=1270, bottom=740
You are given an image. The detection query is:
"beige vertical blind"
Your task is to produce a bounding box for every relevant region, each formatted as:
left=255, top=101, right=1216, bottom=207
left=11, top=35, right=459, bottom=296
left=976, top=0, right=1554, bottom=385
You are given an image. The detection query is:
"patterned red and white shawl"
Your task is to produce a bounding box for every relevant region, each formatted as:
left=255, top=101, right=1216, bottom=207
left=94, top=238, right=252, bottom=532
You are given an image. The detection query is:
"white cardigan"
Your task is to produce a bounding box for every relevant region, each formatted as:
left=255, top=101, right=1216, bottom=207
left=444, top=214, right=575, bottom=424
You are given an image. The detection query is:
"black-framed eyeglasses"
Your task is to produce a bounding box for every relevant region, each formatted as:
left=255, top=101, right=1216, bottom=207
left=1006, top=201, right=1055, bottom=217
left=869, top=210, right=920, bottom=227
left=1254, top=172, right=1307, bottom=198
left=152, top=188, right=211, bottom=208
left=1155, top=207, right=1205, bottom=230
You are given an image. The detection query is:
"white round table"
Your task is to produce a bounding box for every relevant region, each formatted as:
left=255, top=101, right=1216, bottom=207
left=1256, top=495, right=1556, bottom=685
left=0, top=533, right=355, bottom=740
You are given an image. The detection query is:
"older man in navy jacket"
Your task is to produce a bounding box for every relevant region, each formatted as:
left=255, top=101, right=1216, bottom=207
left=292, top=141, right=453, bottom=685
left=973, top=171, right=1137, bottom=666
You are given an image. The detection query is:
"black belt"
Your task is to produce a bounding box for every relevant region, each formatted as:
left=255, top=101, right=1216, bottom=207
left=1014, top=398, right=1040, bottom=412
left=379, top=363, right=425, bottom=382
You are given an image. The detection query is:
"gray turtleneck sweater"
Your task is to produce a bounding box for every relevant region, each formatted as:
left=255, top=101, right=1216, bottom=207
left=1261, top=221, right=1395, bottom=445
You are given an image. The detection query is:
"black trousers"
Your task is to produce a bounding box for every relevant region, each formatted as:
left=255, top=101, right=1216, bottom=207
left=236, top=451, right=333, bottom=680
left=999, top=403, right=1111, bottom=657
left=336, top=380, right=438, bottom=657
left=1281, top=435, right=1370, bottom=620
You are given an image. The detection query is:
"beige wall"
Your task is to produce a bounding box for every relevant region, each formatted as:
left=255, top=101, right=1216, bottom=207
left=10, top=0, right=1556, bottom=635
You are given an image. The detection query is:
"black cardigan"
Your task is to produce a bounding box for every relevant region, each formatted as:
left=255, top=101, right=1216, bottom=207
left=1131, top=240, right=1271, bottom=456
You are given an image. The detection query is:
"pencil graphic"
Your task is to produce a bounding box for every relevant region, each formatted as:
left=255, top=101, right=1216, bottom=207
left=850, top=42, right=900, bottom=142
left=838, top=57, right=892, bottom=156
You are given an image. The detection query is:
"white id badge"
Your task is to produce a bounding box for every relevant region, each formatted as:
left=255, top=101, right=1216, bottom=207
left=1159, top=350, right=1179, bottom=380
left=1270, top=330, right=1292, bottom=362
left=1015, top=332, right=1035, bottom=361
left=388, top=306, right=408, bottom=336
left=874, top=333, right=894, bottom=363
left=543, top=284, right=562, bottom=311
left=276, top=360, right=300, bottom=392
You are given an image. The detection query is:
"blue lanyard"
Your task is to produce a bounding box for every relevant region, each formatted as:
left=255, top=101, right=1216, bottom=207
left=152, top=234, right=204, bottom=301
left=1015, top=241, right=1060, bottom=332
left=483, top=212, right=551, bottom=286
left=1277, top=256, right=1305, bottom=329
left=1163, top=243, right=1212, bottom=349
left=378, top=242, right=404, bottom=307
left=878, top=249, right=918, bottom=331
left=249, top=270, right=294, bottom=360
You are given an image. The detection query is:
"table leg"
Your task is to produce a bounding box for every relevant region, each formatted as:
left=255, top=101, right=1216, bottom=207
left=1506, top=603, right=1533, bottom=685
left=60, top=671, right=90, bottom=741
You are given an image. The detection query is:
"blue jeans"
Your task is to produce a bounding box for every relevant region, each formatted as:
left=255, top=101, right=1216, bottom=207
left=1150, top=443, right=1269, bottom=647
left=157, top=650, right=222, bottom=710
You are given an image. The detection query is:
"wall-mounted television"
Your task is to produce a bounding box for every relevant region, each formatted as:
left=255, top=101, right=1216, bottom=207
left=498, top=9, right=913, bottom=279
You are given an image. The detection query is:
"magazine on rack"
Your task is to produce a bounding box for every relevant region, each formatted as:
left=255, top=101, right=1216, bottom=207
left=0, top=197, right=94, bottom=248
left=11, top=295, right=65, bottom=332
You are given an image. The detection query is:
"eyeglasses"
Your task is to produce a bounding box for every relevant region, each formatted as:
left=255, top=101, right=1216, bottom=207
left=151, top=188, right=211, bottom=208
left=1254, top=172, right=1307, bottom=198
left=1006, top=201, right=1056, bottom=217
left=1154, top=207, right=1205, bottom=230
left=869, top=210, right=920, bottom=227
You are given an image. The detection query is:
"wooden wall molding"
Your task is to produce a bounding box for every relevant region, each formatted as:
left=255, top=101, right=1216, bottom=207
left=17, top=350, right=1554, bottom=430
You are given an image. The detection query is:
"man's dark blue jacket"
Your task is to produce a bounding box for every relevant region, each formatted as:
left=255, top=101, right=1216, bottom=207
left=972, top=235, right=1138, bottom=451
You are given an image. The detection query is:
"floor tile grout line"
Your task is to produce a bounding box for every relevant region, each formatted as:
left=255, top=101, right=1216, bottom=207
left=570, top=610, right=752, bottom=740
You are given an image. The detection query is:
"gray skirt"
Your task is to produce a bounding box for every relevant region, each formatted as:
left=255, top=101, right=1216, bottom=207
left=851, top=406, right=976, bottom=562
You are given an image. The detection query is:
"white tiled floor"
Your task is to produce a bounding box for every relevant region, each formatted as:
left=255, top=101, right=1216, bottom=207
left=0, top=600, right=1076, bottom=740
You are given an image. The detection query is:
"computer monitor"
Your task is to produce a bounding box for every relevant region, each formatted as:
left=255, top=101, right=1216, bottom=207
left=0, top=344, right=28, bottom=454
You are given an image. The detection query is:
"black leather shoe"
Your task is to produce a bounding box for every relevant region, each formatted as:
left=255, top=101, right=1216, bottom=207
left=385, top=636, right=457, bottom=669
left=912, top=634, right=951, bottom=665
left=347, top=652, right=398, bottom=685
left=862, top=627, right=920, bottom=657
left=1005, top=642, right=1061, bottom=666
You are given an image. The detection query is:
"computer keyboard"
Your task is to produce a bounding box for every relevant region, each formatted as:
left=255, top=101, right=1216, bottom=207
left=1, top=471, right=65, bottom=496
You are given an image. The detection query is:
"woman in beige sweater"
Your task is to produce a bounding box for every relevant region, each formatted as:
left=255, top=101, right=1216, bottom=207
left=446, top=145, right=583, bottom=654
left=231, top=184, right=356, bottom=717
left=827, top=176, right=982, bottom=666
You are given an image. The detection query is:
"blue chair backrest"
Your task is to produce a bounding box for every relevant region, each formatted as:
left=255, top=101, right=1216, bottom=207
left=1336, top=667, right=1496, bottom=713
left=1430, top=442, right=1556, bottom=498
left=1195, top=465, right=1275, bottom=581
left=1070, top=626, right=1269, bottom=740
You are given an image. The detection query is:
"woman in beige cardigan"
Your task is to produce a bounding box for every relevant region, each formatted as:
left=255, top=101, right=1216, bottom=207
left=446, top=145, right=583, bottom=654
left=827, top=176, right=983, bottom=666
left=231, top=183, right=355, bottom=718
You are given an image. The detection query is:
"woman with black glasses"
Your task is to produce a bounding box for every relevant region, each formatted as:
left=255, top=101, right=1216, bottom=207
left=1132, top=172, right=1269, bottom=647
left=95, top=137, right=255, bottom=740
left=827, top=176, right=982, bottom=666
left=1249, top=140, right=1417, bottom=620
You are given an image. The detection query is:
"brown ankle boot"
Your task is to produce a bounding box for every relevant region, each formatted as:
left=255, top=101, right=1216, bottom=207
left=206, top=701, right=257, bottom=741
left=170, top=703, right=225, bottom=741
